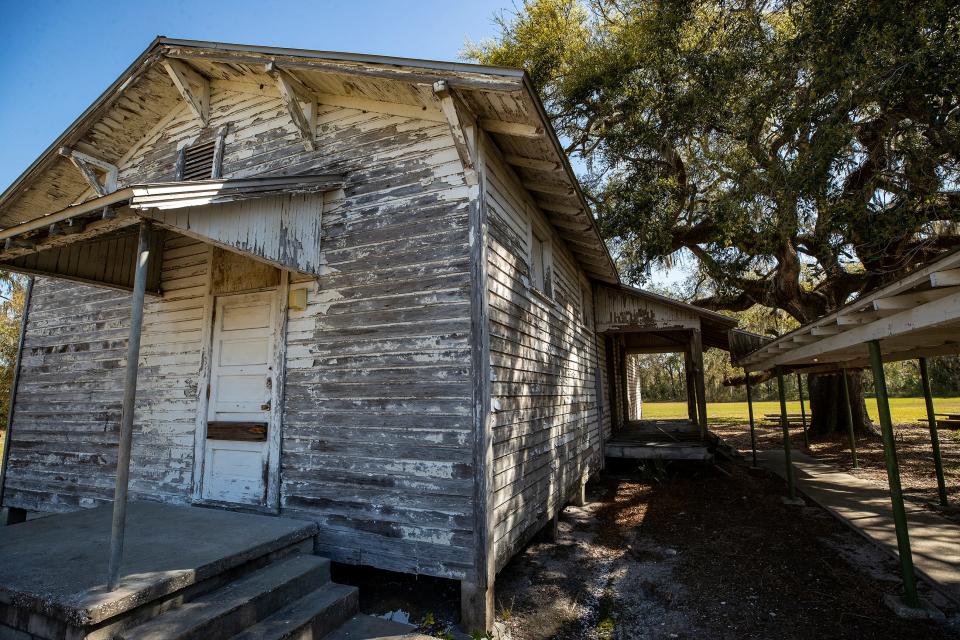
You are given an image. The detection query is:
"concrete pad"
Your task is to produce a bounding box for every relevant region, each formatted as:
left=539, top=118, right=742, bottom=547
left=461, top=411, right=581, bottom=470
left=758, top=449, right=960, bottom=606
left=0, top=501, right=317, bottom=627
left=883, top=594, right=945, bottom=621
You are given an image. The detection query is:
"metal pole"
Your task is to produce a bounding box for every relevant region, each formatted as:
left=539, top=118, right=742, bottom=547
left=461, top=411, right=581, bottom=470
left=0, top=277, right=34, bottom=511
left=796, top=372, right=809, bottom=448
left=868, top=340, right=919, bottom=608
left=776, top=366, right=796, bottom=500
left=107, top=222, right=152, bottom=591
left=841, top=369, right=859, bottom=469
left=745, top=371, right=758, bottom=468
left=919, top=357, right=947, bottom=507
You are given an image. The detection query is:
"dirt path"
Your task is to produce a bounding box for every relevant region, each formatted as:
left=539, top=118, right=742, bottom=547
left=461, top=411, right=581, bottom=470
left=494, top=462, right=959, bottom=639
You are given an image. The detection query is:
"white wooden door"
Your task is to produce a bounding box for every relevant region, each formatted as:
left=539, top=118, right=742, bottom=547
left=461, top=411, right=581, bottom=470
left=201, top=291, right=277, bottom=505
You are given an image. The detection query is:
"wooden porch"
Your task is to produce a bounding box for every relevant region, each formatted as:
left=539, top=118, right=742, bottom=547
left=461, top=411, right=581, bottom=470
left=604, top=419, right=715, bottom=462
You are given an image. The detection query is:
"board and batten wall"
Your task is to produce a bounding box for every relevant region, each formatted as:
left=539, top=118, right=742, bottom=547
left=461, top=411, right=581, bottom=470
left=2, top=84, right=480, bottom=582
left=480, top=139, right=606, bottom=572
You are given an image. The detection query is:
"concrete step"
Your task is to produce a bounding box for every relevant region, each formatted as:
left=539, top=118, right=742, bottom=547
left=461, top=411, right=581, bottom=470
left=230, top=582, right=359, bottom=640
left=322, top=614, right=436, bottom=639
left=117, top=553, right=331, bottom=640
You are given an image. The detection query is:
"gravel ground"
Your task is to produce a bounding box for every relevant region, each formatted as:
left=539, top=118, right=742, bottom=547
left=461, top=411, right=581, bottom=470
left=338, top=442, right=960, bottom=639
left=494, top=461, right=959, bottom=639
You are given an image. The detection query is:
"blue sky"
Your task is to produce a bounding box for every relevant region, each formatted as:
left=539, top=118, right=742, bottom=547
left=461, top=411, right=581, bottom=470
left=0, top=0, right=687, bottom=288
left=0, top=0, right=510, bottom=191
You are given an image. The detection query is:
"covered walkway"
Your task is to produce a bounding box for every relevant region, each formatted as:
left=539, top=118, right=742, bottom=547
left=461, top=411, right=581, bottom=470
left=757, top=448, right=960, bottom=606
left=594, top=284, right=737, bottom=462
left=734, top=247, right=960, bottom=614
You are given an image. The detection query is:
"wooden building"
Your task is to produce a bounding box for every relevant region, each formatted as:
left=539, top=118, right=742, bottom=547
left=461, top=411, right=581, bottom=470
left=0, top=38, right=732, bottom=628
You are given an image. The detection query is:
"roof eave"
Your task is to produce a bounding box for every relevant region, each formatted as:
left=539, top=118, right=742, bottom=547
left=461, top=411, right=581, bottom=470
left=0, top=37, right=167, bottom=215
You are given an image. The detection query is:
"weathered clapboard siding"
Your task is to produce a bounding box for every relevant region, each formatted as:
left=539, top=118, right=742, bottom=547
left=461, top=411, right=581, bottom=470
left=594, top=285, right=701, bottom=332
left=481, top=140, right=604, bottom=571
left=4, top=233, right=210, bottom=511
left=122, top=84, right=478, bottom=580
left=6, top=84, right=477, bottom=580
left=279, top=125, right=477, bottom=580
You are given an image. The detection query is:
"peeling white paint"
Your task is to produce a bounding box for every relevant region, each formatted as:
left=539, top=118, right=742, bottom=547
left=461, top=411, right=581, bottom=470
left=312, top=288, right=345, bottom=314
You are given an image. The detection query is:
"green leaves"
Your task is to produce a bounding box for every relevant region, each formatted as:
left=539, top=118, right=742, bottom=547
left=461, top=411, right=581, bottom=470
left=466, top=0, right=960, bottom=321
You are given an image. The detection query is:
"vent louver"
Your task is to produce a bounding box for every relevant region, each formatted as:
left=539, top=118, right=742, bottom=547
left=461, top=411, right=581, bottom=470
left=179, top=140, right=216, bottom=181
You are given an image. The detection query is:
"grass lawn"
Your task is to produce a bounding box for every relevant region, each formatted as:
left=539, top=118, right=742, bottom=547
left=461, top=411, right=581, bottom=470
left=640, top=396, right=960, bottom=513
left=640, top=396, right=960, bottom=425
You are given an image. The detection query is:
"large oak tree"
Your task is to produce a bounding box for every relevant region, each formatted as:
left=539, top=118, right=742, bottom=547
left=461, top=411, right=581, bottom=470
left=468, top=0, right=960, bottom=434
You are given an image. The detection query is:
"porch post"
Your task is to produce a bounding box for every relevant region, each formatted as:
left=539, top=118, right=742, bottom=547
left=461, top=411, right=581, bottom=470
left=107, top=222, right=152, bottom=591
left=795, top=372, right=809, bottom=448
left=745, top=371, right=758, bottom=468
left=684, top=349, right=697, bottom=423
left=775, top=366, right=796, bottom=501
left=841, top=369, right=859, bottom=469
left=868, top=340, right=919, bottom=608
left=690, top=329, right=707, bottom=438
left=918, top=357, right=948, bottom=507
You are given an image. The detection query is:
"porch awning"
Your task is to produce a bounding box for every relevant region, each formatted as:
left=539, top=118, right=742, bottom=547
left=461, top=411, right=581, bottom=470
left=0, top=175, right=343, bottom=292
left=594, top=283, right=738, bottom=350
left=735, top=248, right=960, bottom=372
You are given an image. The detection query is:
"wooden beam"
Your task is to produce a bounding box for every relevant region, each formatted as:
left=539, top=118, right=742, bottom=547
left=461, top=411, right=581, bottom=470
left=836, top=309, right=896, bottom=325
left=931, top=268, right=960, bottom=287
left=0, top=189, right=133, bottom=241
left=548, top=218, right=591, bottom=233
left=536, top=200, right=583, bottom=215
left=432, top=80, right=476, bottom=178
left=59, top=147, right=118, bottom=195
left=0, top=213, right=138, bottom=262
left=480, top=118, right=543, bottom=139
left=756, top=291, right=960, bottom=369
left=162, top=59, right=210, bottom=125
left=266, top=63, right=316, bottom=151
left=163, top=47, right=525, bottom=93
left=810, top=326, right=841, bottom=336
left=523, top=182, right=573, bottom=197
left=690, top=329, right=708, bottom=437
left=503, top=153, right=560, bottom=172
left=4, top=237, right=35, bottom=251
left=872, top=286, right=960, bottom=310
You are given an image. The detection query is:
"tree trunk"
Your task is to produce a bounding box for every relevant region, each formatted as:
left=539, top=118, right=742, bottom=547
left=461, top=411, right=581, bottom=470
left=807, top=371, right=876, bottom=437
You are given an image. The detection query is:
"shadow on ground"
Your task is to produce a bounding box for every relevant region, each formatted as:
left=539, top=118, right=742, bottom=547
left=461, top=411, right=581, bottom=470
left=494, top=459, right=959, bottom=640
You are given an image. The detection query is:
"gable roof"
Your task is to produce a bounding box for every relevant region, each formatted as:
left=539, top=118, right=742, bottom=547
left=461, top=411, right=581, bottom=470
left=0, top=37, right=620, bottom=283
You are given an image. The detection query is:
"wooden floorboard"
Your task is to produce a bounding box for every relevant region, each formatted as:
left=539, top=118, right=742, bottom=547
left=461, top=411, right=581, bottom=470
left=605, top=419, right=713, bottom=461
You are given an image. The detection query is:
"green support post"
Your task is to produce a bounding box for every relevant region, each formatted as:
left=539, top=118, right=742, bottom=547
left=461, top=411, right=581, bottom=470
left=841, top=369, right=859, bottom=469
left=796, top=372, right=809, bottom=448
left=919, top=357, right=948, bottom=507
left=776, top=366, right=796, bottom=500
left=868, top=340, right=919, bottom=608
left=745, top=371, right=758, bottom=468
